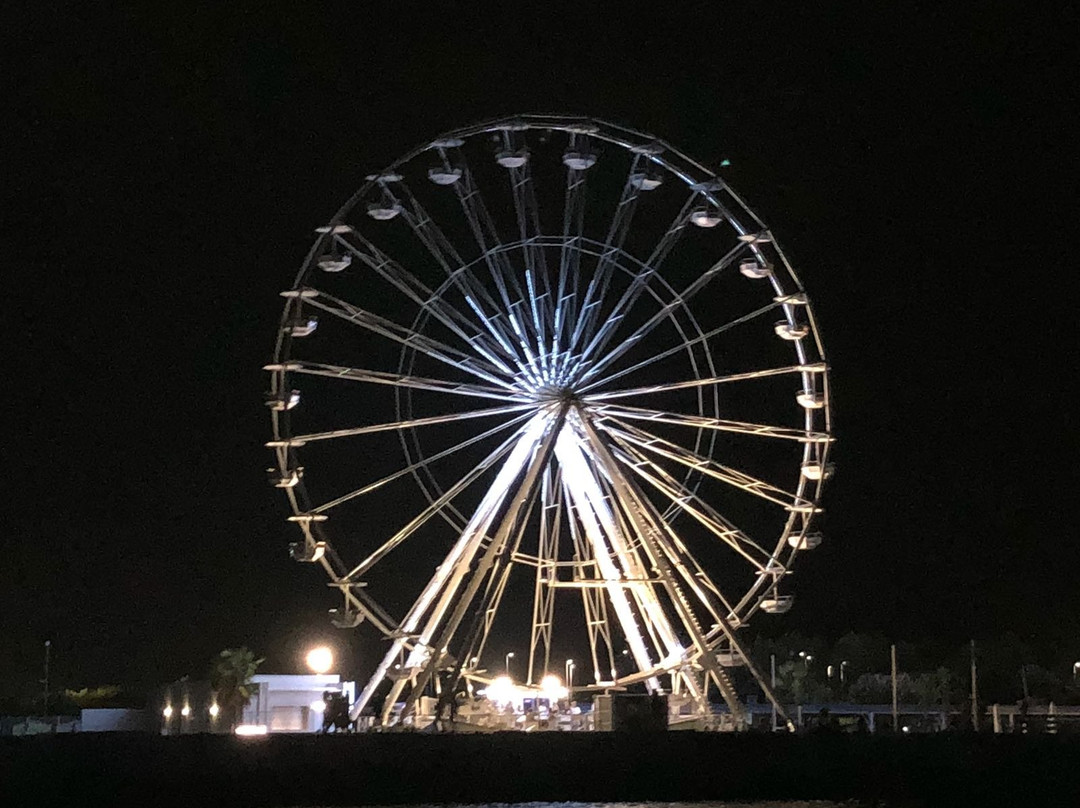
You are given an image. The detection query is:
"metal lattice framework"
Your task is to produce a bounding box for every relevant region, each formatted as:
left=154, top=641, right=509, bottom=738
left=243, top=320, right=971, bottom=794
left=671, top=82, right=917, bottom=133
left=266, top=115, right=833, bottom=729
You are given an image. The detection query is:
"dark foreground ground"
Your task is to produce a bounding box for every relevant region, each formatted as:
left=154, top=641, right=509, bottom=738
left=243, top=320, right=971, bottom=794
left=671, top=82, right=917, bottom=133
left=2, top=731, right=1078, bottom=808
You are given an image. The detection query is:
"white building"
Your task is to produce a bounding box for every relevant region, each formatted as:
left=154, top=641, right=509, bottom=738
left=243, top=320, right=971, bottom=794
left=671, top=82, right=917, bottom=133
left=241, top=673, right=355, bottom=733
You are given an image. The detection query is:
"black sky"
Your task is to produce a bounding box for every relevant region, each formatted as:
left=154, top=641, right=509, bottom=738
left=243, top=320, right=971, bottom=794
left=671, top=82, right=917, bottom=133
left=5, top=2, right=1076, bottom=698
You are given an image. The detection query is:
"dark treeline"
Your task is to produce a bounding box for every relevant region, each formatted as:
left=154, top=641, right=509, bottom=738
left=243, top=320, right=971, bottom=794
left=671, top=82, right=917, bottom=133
left=744, top=630, right=1080, bottom=706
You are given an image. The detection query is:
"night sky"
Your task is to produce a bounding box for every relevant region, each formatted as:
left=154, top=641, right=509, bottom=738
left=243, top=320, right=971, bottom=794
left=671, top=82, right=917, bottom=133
left=6, top=3, right=1075, bottom=699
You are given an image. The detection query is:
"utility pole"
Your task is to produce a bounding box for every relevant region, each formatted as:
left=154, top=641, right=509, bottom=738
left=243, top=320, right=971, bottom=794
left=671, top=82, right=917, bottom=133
left=770, top=654, right=777, bottom=732
left=890, top=643, right=899, bottom=732
left=970, top=639, right=979, bottom=731
left=43, top=640, right=52, bottom=716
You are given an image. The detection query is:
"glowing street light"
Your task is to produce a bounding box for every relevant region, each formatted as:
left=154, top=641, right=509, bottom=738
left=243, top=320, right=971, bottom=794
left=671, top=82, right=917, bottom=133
left=1073, top=661, right=1080, bottom=683
left=841, top=660, right=849, bottom=683
left=180, top=705, right=191, bottom=718
left=540, top=674, right=568, bottom=701
left=306, top=646, right=333, bottom=674
left=486, top=675, right=515, bottom=706
left=505, top=651, right=515, bottom=676
left=162, top=705, right=174, bottom=719
left=565, top=659, right=575, bottom=693
left=209, top=703, right=220, bottom=719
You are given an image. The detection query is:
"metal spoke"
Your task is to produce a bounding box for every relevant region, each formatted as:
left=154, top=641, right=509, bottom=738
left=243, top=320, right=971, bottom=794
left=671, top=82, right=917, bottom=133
left=573, top=193, right=698, bottom=374
left=502, top=133, right=554, bottom=372
left=605, top=437, right=777, bottom=571
left=568, top=153, right=646, bottom=358
left=593, top=403, right=832, bottom=443
left=342, top=415, right=539, bottom=582
left=576, top=240, right=750, bottom=386
left=335, top=232, right=521, bottom=374
left=586, top=363, right=827, bottom=402
left=579, top=299, right=785, bottom=394
left=288, top=361, right=527, bottom=402
left=302, top=289, right=519, bottom=391
left=291, top=403, right=534, bottom=445
left=312, top=412, right=533, bottom=514
left=601, top=418, right=807, bottom=510
left=437, top=146, right=545, bottom=385
left=373, top=179, right=529, bottom=369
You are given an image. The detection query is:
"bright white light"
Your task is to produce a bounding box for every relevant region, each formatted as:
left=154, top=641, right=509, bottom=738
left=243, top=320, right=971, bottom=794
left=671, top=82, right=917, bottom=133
left=486, top=675, right=516, bottom=705
left=310, top=699, right=326, bottom=713
left=180, top=705, right=191, bottom=717
left=209, top=703, right=220, bottom=718
left=306, top=646, right=333, bottom=674
left=162, top=705, right=173, bottom=718
left=235, top=724, right=268, bottom=736
left=540, top=674, right=568, bottom=701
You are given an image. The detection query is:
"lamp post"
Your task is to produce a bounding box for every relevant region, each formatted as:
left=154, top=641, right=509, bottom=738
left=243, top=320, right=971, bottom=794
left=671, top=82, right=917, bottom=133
left=505, top=651, right=515, bottom=676
left=1073, top=662, right=1079, bottom=684
left=840, top=660, right=849, bottom=683
left=565, top=659, right=575, bottom=694
left=42, top=640, right=51, bottom=716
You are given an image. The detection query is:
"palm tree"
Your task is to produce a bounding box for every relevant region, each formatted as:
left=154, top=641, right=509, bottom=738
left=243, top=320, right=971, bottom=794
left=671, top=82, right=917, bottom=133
left=210, top=647, right=264, bottom=729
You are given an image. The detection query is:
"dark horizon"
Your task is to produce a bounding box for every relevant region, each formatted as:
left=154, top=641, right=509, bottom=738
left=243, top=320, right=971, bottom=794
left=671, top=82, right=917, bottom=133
left=6, top=4, right=1075, bottom=700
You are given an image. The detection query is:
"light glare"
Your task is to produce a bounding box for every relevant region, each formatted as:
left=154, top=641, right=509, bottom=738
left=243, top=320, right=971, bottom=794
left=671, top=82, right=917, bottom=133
left=306, top=646, right=333, bottom=674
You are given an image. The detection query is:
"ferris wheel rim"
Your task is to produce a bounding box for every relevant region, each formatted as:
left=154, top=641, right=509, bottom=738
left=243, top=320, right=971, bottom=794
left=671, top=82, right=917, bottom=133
left=267, top=114, right=833, bottom=721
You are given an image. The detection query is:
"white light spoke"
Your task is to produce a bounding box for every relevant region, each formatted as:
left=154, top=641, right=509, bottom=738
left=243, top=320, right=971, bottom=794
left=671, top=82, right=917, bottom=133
left=343, top=414, right=544, bottom=582
left=606, top=439, right=775, bottom=573
left=336, top=235, right=521, bottom=373
left=586, top=363, right=827, bottom=402
left=602, top=418, right=807, bottom=510
left=377, top=183, right=529, bottom=368
left=289, top=361, right=528, bottom=402
left=594, top=404, right=831, bottom=443
left=291, top=403, right=534, bottom=444
left=568, top=155, right=646, bottom=355
left=577, top=241, right=749, bottom=386
left=302, top=291, right=519, bottom=391
left=580, top=299, right=785, bottom=394
left=575, top=194, right=697, bottom=367
left=312, top=412, right=533, bottom=514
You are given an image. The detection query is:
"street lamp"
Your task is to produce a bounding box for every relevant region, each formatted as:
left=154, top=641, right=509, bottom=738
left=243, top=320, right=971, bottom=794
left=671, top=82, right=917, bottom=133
left=841, top=660, right=849, bottom=683
left=565, top=659, right=575, bottom=693
left=306, top=646, right=333, bottom=674
left=1073, top=661, right=1079, bottom=683
left=505, top=651, right=515, bottom=676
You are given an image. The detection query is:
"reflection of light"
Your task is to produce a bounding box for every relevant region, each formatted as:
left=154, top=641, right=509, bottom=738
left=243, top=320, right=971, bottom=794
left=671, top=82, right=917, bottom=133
left=162, top=705, right=173, bottom=718
left=310, top=700, right=326, bottom=713
left=306, top=646, right=333, bottom=674
left=486, top=675, right=516, bottom=705
left=209, top=703, right=220, bottom=718
left=180, top=705, right=191, bottom=717
left=235, top=724, right=268, bottom=736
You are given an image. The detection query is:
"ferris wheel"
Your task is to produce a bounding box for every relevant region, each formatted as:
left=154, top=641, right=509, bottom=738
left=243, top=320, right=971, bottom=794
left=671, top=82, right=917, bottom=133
left=266, top=115, right=833, bottom=730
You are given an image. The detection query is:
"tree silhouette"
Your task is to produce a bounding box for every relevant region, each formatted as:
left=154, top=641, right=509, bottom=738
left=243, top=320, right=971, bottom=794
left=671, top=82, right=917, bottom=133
left=210, top=647, right=264, bottom=729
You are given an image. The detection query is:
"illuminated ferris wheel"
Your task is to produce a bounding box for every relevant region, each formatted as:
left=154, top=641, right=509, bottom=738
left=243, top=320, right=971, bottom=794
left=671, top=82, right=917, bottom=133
left=266, top=115, right=833, bottom=729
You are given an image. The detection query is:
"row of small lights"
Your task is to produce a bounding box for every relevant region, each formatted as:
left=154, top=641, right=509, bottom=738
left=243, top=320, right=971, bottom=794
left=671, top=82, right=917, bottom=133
left=162, top=647, right=336, bottom=728
left=162, top=703, right=218, bottom=720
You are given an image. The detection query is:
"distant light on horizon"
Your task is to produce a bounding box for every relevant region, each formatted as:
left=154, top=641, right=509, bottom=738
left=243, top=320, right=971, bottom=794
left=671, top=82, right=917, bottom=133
left=235, top=724, right=268, bottom=736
